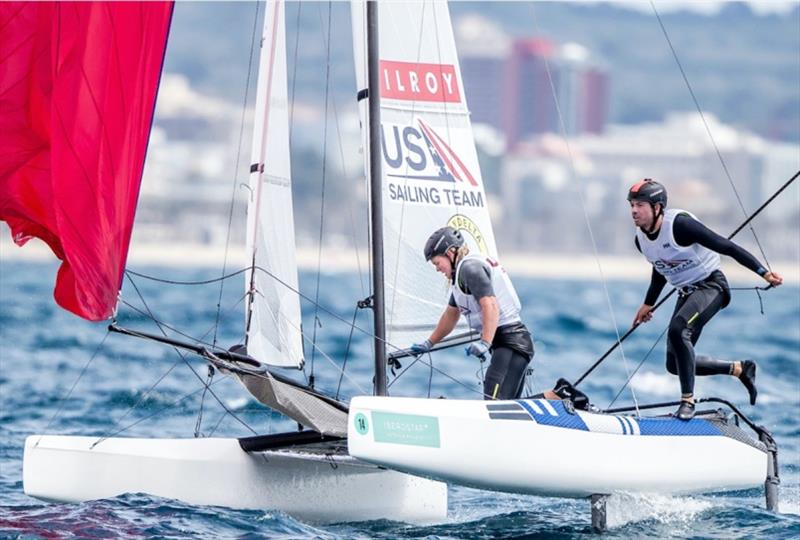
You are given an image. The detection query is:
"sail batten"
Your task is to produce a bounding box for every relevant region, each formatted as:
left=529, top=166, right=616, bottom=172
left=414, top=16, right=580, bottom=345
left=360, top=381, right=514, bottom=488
left=245, top=0, right=304, bottom=369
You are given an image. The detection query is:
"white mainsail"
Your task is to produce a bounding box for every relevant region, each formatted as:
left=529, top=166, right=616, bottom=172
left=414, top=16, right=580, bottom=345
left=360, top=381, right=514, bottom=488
left=245, top=0, right=304, bottom=368
left=351, top=0, right=500, bottom=348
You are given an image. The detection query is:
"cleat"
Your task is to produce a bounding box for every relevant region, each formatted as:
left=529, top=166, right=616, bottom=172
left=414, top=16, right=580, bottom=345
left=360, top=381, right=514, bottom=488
left=739, top=360, right=758, bottom=405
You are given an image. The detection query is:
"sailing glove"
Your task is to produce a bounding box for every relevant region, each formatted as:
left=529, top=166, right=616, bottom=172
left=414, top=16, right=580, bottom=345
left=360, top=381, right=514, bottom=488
left=410, top=339, right=433, bottom=355
left=466, top=339, right=492, bottom=361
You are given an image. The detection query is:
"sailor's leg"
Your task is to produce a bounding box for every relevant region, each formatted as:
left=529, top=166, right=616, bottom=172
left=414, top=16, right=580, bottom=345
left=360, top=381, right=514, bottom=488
left=666, top=295, right=696, bottom=396
left=483, top=347, right=530, bottom=400
left=682, top=287, right=731, bottom=376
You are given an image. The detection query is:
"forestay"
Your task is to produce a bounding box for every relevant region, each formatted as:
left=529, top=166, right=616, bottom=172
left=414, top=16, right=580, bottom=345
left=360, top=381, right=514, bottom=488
left=245, top=0, right=304, bottom=368
left=351, top=0, right=500, bottom=347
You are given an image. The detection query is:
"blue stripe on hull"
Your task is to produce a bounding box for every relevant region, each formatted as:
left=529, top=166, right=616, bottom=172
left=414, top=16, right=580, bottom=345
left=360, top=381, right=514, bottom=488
left=486, top=400, right=724, bottom=437
left=516, top=400, right=589, bottom=431
left=636, top=416, right=721, bottom=436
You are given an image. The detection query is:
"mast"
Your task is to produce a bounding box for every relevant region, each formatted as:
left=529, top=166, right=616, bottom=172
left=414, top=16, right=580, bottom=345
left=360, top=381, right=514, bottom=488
left=366, top=0, right=387, bottom=396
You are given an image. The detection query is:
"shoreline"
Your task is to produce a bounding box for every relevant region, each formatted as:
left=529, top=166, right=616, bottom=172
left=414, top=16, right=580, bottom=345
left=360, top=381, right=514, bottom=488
left=3, top=239, right=798, bottom=284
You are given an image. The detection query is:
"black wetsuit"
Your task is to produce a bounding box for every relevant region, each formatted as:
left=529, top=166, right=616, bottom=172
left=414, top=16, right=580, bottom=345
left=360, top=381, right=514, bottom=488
left=637, top=213, right=767, bottom=395
left=449, top=259, right=534, bottom=400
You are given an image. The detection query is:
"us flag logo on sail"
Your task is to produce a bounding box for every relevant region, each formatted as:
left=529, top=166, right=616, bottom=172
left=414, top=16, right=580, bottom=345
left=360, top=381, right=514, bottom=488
left=380, top=60, right=461, bottom=103
left=382, top=119, right=485, bottom=208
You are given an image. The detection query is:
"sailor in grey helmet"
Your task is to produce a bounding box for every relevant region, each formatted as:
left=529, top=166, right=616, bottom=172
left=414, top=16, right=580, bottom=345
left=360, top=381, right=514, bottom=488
left=628, top=179, right=783, bottom=420
left=410, top=226, right=560, bottom=401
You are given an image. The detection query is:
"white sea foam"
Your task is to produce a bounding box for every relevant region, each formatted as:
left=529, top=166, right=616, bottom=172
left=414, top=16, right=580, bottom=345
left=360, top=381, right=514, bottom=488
left=779, top=485, right=800, bottom=516
left=630, top=371, right=676, bottom=397
left=606, top=492, right=714, bottom=529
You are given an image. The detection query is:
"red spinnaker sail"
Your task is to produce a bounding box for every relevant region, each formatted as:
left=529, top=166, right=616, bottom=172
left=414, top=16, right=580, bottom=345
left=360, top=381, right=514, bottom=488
left=0, top=1, right=173, bottom=321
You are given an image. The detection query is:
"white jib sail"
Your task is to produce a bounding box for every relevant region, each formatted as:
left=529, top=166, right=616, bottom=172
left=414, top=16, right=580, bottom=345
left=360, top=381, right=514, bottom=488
left=245, top=0, right=304, bottom=368
left=351, top=0, right=500, bottom=348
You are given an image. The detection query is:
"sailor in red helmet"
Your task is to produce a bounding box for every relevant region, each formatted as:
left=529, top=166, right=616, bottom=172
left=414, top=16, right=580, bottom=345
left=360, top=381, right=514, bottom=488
left=627, top=179, right=783, bottom=419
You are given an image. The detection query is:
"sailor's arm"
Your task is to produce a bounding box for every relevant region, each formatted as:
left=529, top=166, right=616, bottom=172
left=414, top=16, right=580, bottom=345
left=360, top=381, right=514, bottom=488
left=643, top=266, right=667, bottom=306
left=428, top=305, right=461, bottom=345
left=673, top=213, right=783, bottom=286
left=634, top=263, right=666, bottom=326
left=459, top=258, right=498, bottom=342
left=477, top=296, right=499, bottom=344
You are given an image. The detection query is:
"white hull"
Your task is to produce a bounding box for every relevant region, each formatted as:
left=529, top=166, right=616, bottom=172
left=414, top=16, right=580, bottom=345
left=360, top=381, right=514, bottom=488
left=348, top=396, right=768, bottom=498
left=23, top=435, right=447, bottom=524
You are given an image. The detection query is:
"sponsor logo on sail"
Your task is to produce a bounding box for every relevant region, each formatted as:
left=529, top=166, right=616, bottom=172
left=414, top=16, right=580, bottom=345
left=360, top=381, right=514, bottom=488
left=382, top=118, right=484, bottom=208
left=380, top=60, right=461, bottom=103
left=447, top=215, right=488, bottom=255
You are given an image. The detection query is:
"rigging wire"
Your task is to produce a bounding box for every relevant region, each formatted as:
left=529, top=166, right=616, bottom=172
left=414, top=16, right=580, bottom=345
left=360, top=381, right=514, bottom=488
left=288, top=0, right=302, bottom=140
left=649, top=0, right=771, bottom=269
left=92, top=377, right=237, bottom=447
left=105, top=337, right=183, bottom=427
left=335, top=306, right=360, bottom=400
left=127, top=267, right=248, bottom=286
left=120, top=291, right=370, bottom=404
left=529, top=4, right=641, bottom=415
left=123, top=264, right=472, bottom=396
left=309, top=1, right=335, bottom=388
left=33, top=330, right=111, bottom=448
left=387, top=352, right=486, bottom=398
left=312, top=4, right=368, bottom=297
left=606, top=327, right=669, bottom=410
left=118, top=290, right=248, bottom=353
left=124, top=265, right=397, bottom=355
left=213, top=0, right=262, bottom=348
left=194, top=365, right=215, bottom=437
left=112, top=273, right=258, bottom=436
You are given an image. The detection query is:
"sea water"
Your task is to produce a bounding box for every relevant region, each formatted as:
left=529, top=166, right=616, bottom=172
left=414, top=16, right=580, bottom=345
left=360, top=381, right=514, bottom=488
left=1, top=260, right=798, bottom=538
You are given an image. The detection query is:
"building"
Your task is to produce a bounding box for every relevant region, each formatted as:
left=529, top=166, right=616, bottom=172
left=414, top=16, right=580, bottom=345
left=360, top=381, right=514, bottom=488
left=457, top=17, right=610, bottom=148
left=496, top=113, right=798, bottom=258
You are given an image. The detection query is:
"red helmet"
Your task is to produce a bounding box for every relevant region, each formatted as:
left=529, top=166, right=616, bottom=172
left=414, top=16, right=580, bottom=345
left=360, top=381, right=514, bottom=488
left=627, top=179, right=667, bottom=208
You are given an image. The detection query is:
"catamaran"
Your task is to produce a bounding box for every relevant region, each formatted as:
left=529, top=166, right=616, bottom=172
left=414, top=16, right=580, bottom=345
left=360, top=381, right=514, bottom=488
left=2, top=0, right=784, bottom=530
left=9, top=0, right=446, bottom=524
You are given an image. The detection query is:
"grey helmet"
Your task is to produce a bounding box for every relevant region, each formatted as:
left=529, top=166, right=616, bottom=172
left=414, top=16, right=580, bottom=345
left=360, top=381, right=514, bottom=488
left=627, top=178, right=667, bottom=209
left=423, top=226, right=464, bottom=261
